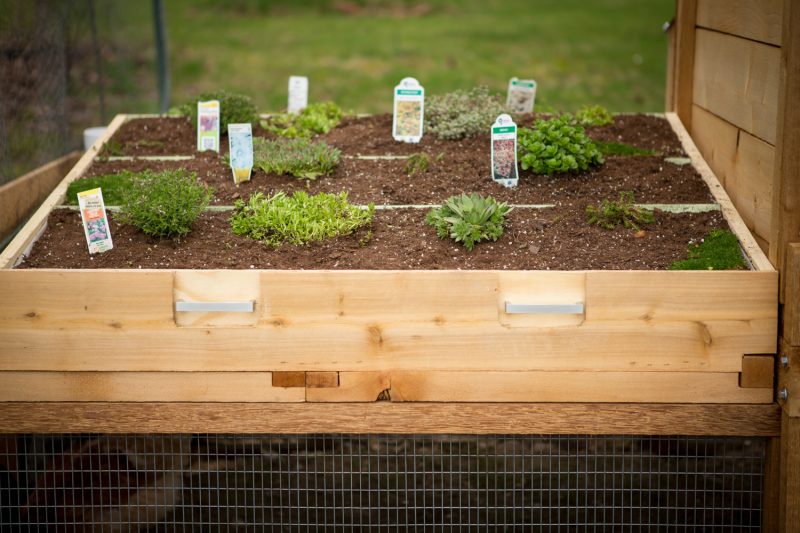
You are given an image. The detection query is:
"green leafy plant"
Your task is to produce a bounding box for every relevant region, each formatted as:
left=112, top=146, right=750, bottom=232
left=66, top=173, right=135, bottom=205
left=117, top=169, right=213, bottom=239
left=425, top=86, right=508, bottom=140
left=586, top=191, right=655, bottom=231
left=518, top=114, right=604, bottom=176
left=263, top=101, right=343, bottom=138
left=426, top=193, right=512, bottom=251
left=669, top=230, right=745, bottom=270
left=231, top=191, right=374, bottom=246
left=405, top=153, right=430, bottom=175
left=177, top=90, right=259, bottom=130
left=252, top=137, right=340, bottom=180
left=575, top=105, right=614, bottom=127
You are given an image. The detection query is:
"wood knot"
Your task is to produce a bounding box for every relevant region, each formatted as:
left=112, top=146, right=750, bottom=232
left=367, top=324, right=384, bottom=347
left=376, top=388, right=391, bottom=401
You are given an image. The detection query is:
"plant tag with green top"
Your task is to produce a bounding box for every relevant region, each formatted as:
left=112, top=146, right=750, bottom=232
left=392, top=77, right=424, bottom=143
left=491, top=114, right=519, bottom=188
left=197, top=100, right=220, bottom=152
left=228, top=123, right=253, bottom=185
left=506, top=77, right=537, bottom=113
left=77, top=188, right=113, bottom=254
left=288, top=76, right=308, bottom=114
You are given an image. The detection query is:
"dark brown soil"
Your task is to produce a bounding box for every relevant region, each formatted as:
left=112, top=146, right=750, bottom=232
left=584, top=114, right=686, bottom=156
left=19, top=207, right=726, bottom=270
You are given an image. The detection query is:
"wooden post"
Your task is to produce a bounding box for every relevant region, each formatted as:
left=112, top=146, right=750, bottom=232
left=673, top=0, right=697, bottom=130
left=780, top=410, right=800, bottom=531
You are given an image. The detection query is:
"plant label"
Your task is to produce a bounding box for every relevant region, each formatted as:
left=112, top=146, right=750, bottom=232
left=197, top=100, right=220, bottom=152
left=228, top=123, right=254, bottom=185
left=77, top=187, right=113, bottom=254
left=491, top=114, right=519, bottom=188
left=506, top=77, right=537, bottom=114
left=392, top=77, right=424, bottom=143
left=288, top=76, right=309, bottom=114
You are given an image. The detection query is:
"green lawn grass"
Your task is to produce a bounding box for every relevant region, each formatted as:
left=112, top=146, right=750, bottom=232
left=115, top=0, right=674, bottom=114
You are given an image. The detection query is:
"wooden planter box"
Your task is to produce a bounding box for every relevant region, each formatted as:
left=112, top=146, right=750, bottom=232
left=0, top=113, right=778, bottom=412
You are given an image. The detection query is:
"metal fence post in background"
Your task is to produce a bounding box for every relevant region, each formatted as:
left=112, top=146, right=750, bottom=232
left=152, top=0, right=170, bottom=114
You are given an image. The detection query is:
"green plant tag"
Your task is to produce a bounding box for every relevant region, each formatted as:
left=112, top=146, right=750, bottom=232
left=288, top=76, right=308, bottom=114
left=506, top=77, right=537, bottom=114
left=392, top=77, right=424, bottom=143
left=197, top=100, right=220, bottom=152
left=490, top=114, right=519, bottom=188
left=77, top=187, right=113, bottom=254
left=228, top=123, right=254, bottom=185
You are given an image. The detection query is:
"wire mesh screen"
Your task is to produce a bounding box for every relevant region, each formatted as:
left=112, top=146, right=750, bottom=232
left=0, top=434, right=765, bottom=530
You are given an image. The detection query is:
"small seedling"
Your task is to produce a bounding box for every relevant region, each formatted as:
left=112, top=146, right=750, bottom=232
left=102, top=139, right=125, bottom=157
left=264, top=101, right=343, bottom=138
left=426, top=193, right=512, bottom=251
left=405, top=153, right=430, bottom=176
left=668, top=230, right=745, bottom=270
left=575, top=105, right=614, bottom=127
left=253, top=137, right=340, bottom=180
left=425, top=86, right=509, bottom=140
left=177, top=90, right=259, bottom=130
left=518, top=114, right=604, bottom=176
left=586, top=192, right=654, bottom=231
left=67, top=173, right=135, bottom=205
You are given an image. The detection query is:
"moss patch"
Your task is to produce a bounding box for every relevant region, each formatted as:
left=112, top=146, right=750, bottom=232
left=65, top=173, right=135, bottom=206
left=594, top=140, right=657, bottom=157
left=668, top=230, right=746, bottom=270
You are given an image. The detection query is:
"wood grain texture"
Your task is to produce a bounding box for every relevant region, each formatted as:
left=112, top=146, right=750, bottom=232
left=696, top=0, right=782, bottom=45
left=778, top=341, right=800, bottom=418
left=675, top=0, right=698, bottom=129
left=0, top=402, right=781, bottom=435
left=779, top=410, right=800, bottom=531
left=306, top=371, right=339, bottom=388
left=174, top=270, right=259, bottom=327
left=271, top=371, right=305, bottom=388
left=783, top=244, right=800, bottom=345
left=693, top=29, right=780, bottom=144
left=740, top=355, right=775, bottom=388
left=690, top=104, right=739, bottom=189
left=307, top=372, right=390, bottom=402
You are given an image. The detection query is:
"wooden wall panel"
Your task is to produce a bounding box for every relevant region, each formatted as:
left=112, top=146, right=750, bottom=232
left=696, top=0, right=782, bottom=45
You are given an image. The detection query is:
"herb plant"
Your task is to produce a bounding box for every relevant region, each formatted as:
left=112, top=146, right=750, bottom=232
left=253, top=137, right=340, bottom=180
left=517, top=114, right=604, bottom=176
left=669, top=230, right=745, bottom=270
left=575, top=105, right=614, bottom=127
left=66, top=173, right=135, bottom=205
left=231, top=191, right=374, bottom=246
left=405, top=153, right=430, bottom=175
left=177, top=90, right=259, bottom=130
left=426, top=193, right=512, bottom=251
left=425, top=86, right=508, bottom=140
left=264, top=101, right=343, bottom=138
left=586, top=191, right=654, bottom=231
left=117, top=169, right=213, bottom=239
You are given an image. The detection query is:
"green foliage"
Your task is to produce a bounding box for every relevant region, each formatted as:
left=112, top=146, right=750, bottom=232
left=518, top=114, right=604, bottom=176
left=426, top=193, right=512, bottom=251
left=176, top=90, right=259, bottom=130
left=231, top=191, right=374, bottom=246
left=575, top=105, right=614, bottom=126
left=117, top=169, right=213, bottom=239
left=405, top=153, right=430, bottom=176
left=101, top=139, right=125, bottom=157
left=253, top=137, right=340, bottom=180
left=66, top=173, right=134, bottom=206
left=586, top=191, right=654, bottom=231
left=425, top=86, right=508, bottom=140
left=263, top=101, right=343, bottom=138
left=594, top=140, right=657, bottom=156
left=669, top=230, right=746, bottom=270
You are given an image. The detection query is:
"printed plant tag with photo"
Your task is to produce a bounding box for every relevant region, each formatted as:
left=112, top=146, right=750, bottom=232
left=491, top=114, right=519, bottom=188
left=506, top=77, right=537, bottom=114
left=197, top=100, right=220, bottom=152
left=392, top=77, right=424, bottom=143
left=288, top=76, right=309, bottom=114
left=228, top=123, right=254, bottom=185
left=78, top=187, right=113, bottom=254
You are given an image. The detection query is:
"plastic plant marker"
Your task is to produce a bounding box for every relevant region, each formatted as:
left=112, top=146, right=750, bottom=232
left=228, top=123, right=254, bottom=185
left=288, top=76, right=309, bottom=114
left=197, top=100, right=220, bottom=152
left=77, top=188, right=113, bottom=254
left=490, top=114, right=519, bottom=188
left=392, top=77, right=424, bottom=143
left=506, top=77, right=537, bottom=114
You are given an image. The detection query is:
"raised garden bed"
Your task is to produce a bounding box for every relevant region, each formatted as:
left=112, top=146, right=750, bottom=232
left=0, top=112, right=777, bottom=407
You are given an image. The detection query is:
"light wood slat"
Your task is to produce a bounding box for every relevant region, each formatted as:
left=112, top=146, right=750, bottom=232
left=692, top=29, right=780, bottom=144
left=0, top=372, right=304, bottom=402
left=690, top=104, right=738, bottom=188
left=174, top=270, right=259, bottom=327
left=696, top=0, right=783, bottom=45
left=0, top=402, right=781, bottom=435
left=307, top=372, right=390, bottom=402
left=674, top=0, right=698, bottom=129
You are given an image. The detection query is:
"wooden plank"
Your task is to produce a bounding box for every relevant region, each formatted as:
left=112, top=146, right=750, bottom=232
left=674, top=0, right=698, bottom=129
left=693, top=29, right=780, bottom=144
left=174, top=270, right=260, bottom=327
left=666, top=112, right=775, bottom=271
left=271, top=371, right=305, bottom=388
left=306, top=371, right=339, bottom=388
left=307, top=372, right=390, bottom=402
left=690, top=104, right=739, bottom=189
left=0, top=151, right=80, bottom=241
left=0, top=402, right=781, bottom=435
left=387, top=371, right=771, bottom=403
left=783, top=244, right=800, bottom=345
left=740, top=355, right=775, bottom=388
left=696, top=0, right=782, bottom=46
left=764, top=436, right=782, bottom=532
left=665, top=12, right=676, bottom=111
left=0, top=114, right=128, bottom=269
left=780, top=410, right=800, bottom=532
left=0, top=372, right=304, bottom=402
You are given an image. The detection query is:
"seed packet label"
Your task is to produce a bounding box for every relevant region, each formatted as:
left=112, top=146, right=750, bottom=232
left=490, top=114, right=519, bottom=188
left=288, top=76, right=309, bottom=114
left=228, top=123, right=253, bottom=185
left=77, top=187, right=113, bottom=254
left=197, top=100, right=220, bottom=152
left=392, top=77, right=424, bottom=143
left=506, top=77, right=537, bottom=114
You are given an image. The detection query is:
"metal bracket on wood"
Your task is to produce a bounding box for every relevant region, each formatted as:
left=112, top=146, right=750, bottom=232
left=175, top=301, right=255, bottom=313
left=504, top=302, right=585, bottom=315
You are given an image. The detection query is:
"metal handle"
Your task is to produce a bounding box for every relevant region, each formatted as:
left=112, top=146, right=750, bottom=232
left=175, top=301, right=254, bottom=313
left=504, top=302, right=584, bottom=315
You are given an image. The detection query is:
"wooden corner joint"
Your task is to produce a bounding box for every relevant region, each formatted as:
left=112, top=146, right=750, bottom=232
left=739, top=354, right=776, bottom=389
left=271, top=371, right=341, bottom=389
left=777, top=341, right=800, bottom=417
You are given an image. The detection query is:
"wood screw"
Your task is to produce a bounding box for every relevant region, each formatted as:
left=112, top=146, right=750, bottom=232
left=779, top=387, right=789, bottom=401
left=780, top=355, right=790, bottom=369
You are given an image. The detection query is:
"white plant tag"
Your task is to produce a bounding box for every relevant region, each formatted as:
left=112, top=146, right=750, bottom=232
left=288, top=76, right=309, bottom=114
left=78, top=188, right=113, bottom=254
left=506, top=77, right=537, bottom=114
left=197, top=100, right=220, bottom=152
left=490, top=114, right=519, bottom=188
left=392, top=77, right=424, bottom=143
left=228, top=123, right=253, bottom=185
